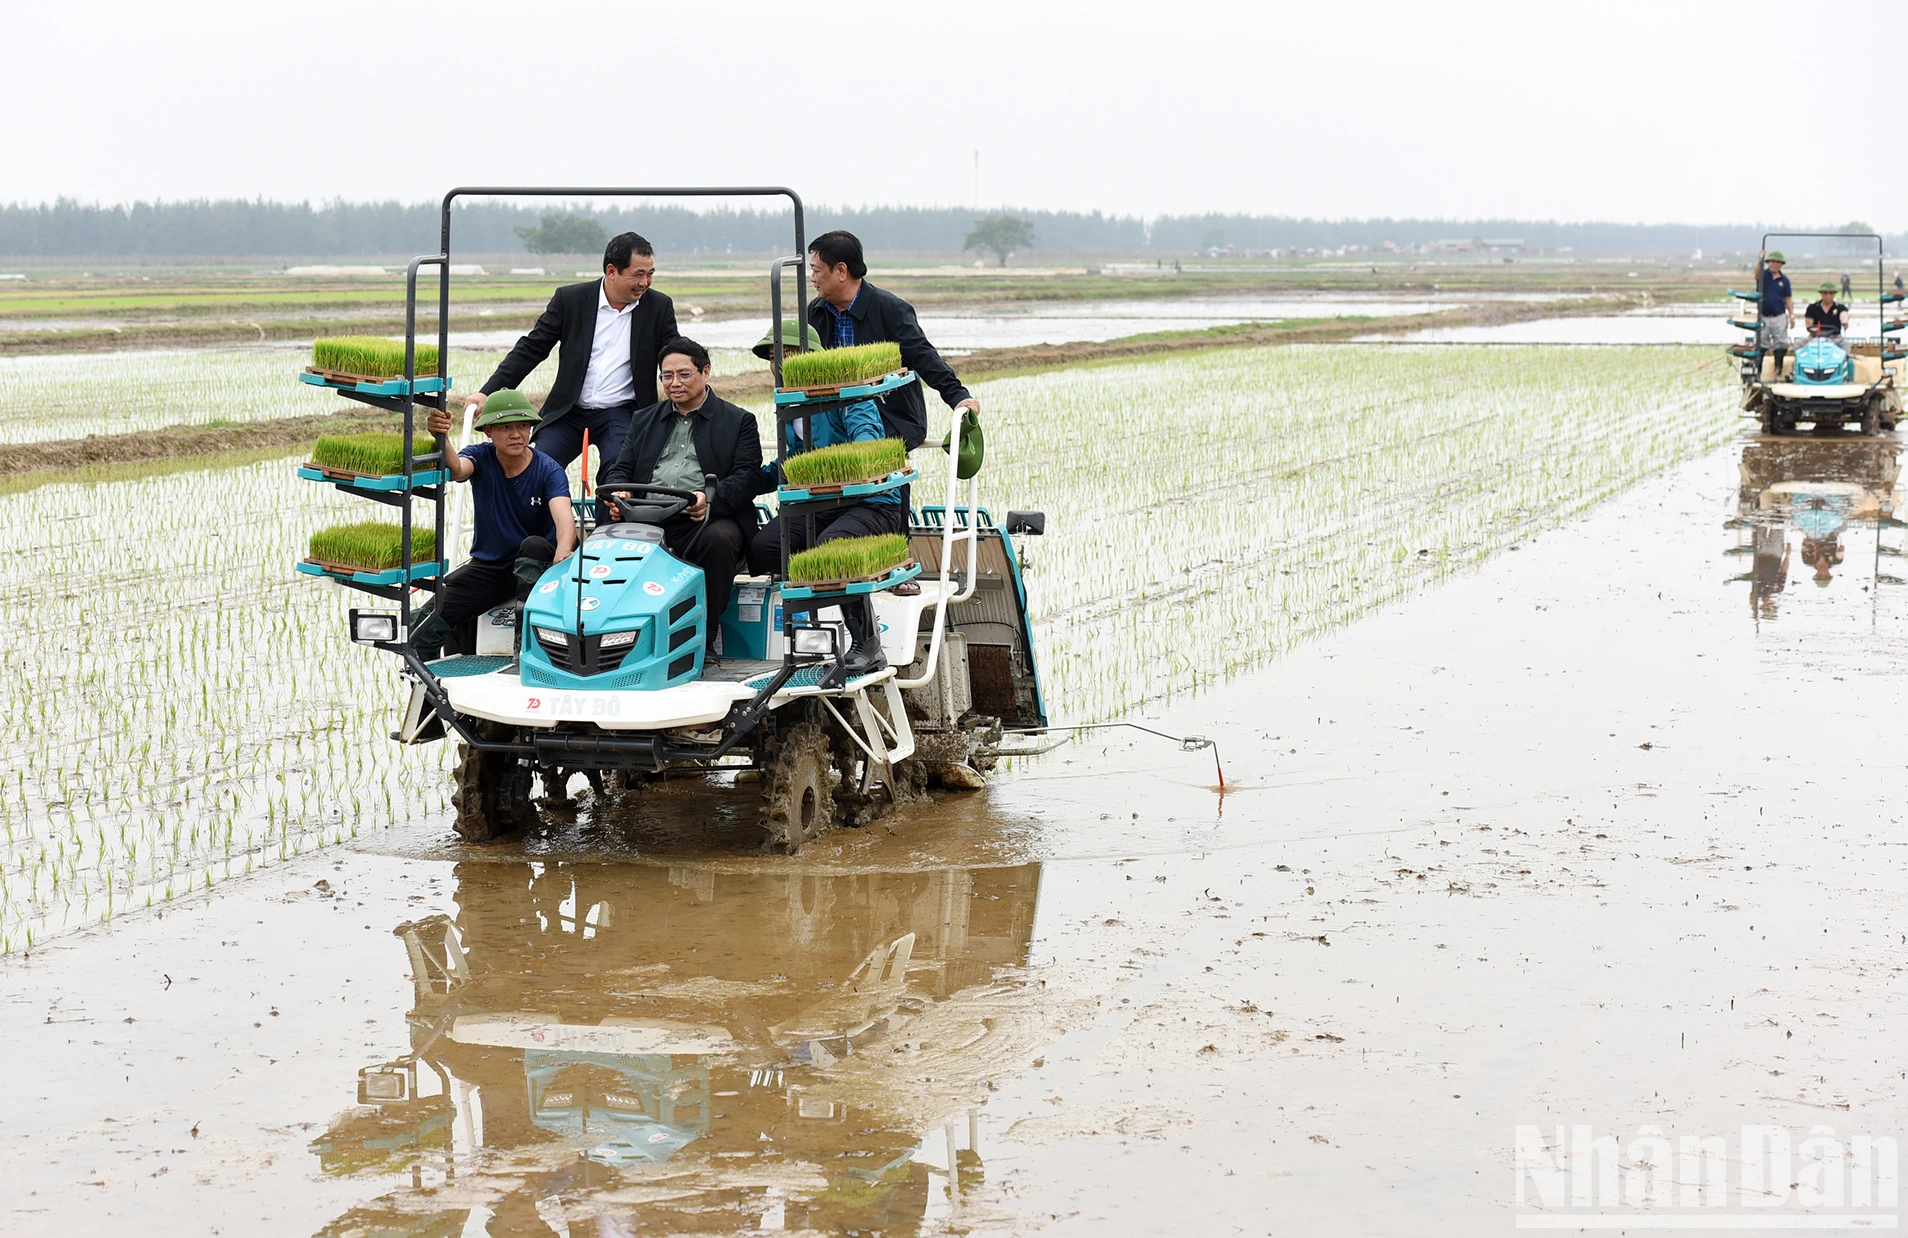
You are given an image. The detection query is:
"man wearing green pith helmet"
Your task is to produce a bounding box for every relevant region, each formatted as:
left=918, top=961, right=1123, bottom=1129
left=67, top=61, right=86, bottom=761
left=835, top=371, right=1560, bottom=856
left=408, top=390, right=577, bottom=658
left=1758, top=250, right=1794, bottom=378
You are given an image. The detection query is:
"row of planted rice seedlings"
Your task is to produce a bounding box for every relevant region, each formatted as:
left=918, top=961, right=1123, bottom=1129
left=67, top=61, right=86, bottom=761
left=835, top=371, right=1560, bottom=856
left=0, top=455, right=451, bottom=949
left=0, top=344, right=766, bottom=446
left=963, top=344, right=1736, bottom=722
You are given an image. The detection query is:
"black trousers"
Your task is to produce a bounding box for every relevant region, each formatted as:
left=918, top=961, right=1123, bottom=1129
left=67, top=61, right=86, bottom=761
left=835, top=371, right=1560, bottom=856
left=533, top=402, right=634, bottom=487
left=661, top=514, right=745, bottom=643
left=747, top=500, right=907, bottom=578
left=433, top=536, right=553, bottom=655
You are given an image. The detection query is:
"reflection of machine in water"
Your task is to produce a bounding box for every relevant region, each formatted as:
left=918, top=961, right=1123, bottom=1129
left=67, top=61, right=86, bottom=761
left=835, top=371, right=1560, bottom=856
left=1728, top=436, right=1904, bottom=618
left=312, top=861, right=1042, bottom=1236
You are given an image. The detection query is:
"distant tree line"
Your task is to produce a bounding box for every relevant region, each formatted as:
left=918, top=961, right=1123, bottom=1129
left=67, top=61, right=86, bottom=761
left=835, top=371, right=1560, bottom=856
left=0, top=197, right=1897, bottom=258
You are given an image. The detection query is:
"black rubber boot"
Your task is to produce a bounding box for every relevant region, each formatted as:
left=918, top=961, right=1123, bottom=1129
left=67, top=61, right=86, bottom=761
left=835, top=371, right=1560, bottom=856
left=408, top=604, right=451, bottom=662
left=1772, top=348, right=1788, bottom=381
left=817, top=600, right=887, bottom=690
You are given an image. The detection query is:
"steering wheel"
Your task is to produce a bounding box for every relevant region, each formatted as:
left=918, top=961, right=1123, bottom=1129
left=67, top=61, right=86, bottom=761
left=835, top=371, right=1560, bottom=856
left=597, top=484, right=697, bottom=525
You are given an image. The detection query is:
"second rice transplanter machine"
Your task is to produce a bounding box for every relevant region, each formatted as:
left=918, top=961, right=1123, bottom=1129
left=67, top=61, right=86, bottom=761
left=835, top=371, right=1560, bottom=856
left=1727, top=230, right=1905, bottom=436
left=295, top=186, right=1057, bottom=852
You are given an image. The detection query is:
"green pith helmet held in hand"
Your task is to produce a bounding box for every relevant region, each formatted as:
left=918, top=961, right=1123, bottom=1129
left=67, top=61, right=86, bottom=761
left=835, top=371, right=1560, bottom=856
left=476, top=389, right=539, bottom=429
left=940, top=408, right=985, bottom=480
left=753, top=320, right=824, bottom=360
left=1819, top=281, right=1839, bottom=293
left=1766, top=251, right=1786, bottom=264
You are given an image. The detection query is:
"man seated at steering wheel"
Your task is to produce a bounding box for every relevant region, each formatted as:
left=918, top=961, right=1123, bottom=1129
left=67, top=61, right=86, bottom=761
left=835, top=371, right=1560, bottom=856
left=1805, top=282, right=1850, bottom=339
left=599, top=338, right=762, bottom=659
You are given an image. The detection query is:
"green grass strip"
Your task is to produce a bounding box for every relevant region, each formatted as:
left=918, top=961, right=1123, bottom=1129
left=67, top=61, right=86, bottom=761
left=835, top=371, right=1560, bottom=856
left=781, top=437, right=907, bottom=487
left=308, top=521, right=438, bottom=570
left=786, top=533, right=909, bottom=583
left=312, top=336, right=441, bottom=378
left=780, top=341, right=903, bottom=389
left=310, top=431, right=409, bottom=476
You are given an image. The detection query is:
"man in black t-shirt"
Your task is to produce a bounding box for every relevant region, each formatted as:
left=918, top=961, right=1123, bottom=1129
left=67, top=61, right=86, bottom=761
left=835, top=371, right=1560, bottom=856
left=1805, top=282, right=1849, bottom=339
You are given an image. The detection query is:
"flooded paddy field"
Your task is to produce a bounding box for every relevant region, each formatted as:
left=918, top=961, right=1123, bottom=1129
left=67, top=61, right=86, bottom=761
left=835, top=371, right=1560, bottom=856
left=6, top=428, right=1902, bottom=1234
left=0, top=345, right=1733, bottom=950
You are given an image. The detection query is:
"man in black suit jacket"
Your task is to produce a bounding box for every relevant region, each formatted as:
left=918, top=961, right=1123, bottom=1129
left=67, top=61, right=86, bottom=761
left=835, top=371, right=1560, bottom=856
left=805, top=230, right=979, bottom=449
left=600, top=338, right=761, bottom=655
left=475, top=231, right=678, bottom=483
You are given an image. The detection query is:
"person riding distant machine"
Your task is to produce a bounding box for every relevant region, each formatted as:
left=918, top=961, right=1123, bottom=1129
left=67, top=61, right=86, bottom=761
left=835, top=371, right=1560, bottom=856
left=1806, top=282, right=1850, bottom=340
left=411, top=390, right=576, bottom=658
left=748, top=321, right=900, bottom=685
left=1759, top=250, right=1795, bottom=378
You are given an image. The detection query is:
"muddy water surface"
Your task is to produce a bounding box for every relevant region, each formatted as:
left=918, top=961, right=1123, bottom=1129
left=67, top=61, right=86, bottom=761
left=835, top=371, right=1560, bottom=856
left=7, top=431, right=1908, bottom=1234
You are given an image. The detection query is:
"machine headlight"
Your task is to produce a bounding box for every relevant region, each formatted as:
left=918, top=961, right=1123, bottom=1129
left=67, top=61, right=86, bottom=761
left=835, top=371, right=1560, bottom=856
left=349, top=609, right=399, bottom=645
left=599, top=629, right=637, bottom=650
left=792, top=625, right=839, bottom=655
left=534, top=626, right=570, bottom=645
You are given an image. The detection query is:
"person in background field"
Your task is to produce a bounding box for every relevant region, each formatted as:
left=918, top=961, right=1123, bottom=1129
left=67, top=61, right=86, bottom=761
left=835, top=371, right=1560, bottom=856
left=746, top=321, right=900, bottom=680
left=409, top=390, right=576, bottom=658
left=805, top=230, right=980, bottom=451
left=1894, top=273, right=1904, bottom=294
left=599, top=338, right=760, bottom=661
left=1758, top=250, right=1794, bottom=378
left=472, top=232, right=679, bottom=484
left=1840, top=271, right=1853, bottom=297
left=1806, top=282, right=1850, bottom=340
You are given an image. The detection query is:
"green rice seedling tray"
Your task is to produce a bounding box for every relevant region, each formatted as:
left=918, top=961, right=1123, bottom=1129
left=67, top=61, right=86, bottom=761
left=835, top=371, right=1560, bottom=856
left=297, top=558, right=442, bottom=586
left=1727, top=319, right=1760, bottom=332
left=778, top=468, right=918, bottom=504
left=1726, top=345, right=1762, bottom=359
left=300, top=369, right=452, bottom=397
left=781, top=560, right=921, bottom=601
left=297, top=465, right=448, bottom=491
left=772, top=369, right=915, bottom=406
left=1728, top=290, right=1763, bottom=302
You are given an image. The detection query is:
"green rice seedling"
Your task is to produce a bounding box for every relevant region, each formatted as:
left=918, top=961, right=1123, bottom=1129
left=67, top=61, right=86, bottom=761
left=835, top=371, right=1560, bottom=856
left=312, top=336, right=441, bottom=379
left=779, top=341, right=903, bottom=389
left=787, top=533, right=910, bottom=583
left=309, top=432, right=409, bottom=477
left=781, top=437, right=908, bottom=487
left=308, top=521, right=438, bottom=570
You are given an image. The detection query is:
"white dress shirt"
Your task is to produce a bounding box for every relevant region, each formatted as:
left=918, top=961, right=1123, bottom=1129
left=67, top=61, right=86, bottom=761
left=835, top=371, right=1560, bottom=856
left=578, top=280, right=638, bottom=408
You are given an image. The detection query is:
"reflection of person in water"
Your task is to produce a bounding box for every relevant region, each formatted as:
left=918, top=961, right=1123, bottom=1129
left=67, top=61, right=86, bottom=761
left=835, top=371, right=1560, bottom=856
left=1799, top=535, right=1844, bottom=586
left=1750, top=523, right=1790, bottom=617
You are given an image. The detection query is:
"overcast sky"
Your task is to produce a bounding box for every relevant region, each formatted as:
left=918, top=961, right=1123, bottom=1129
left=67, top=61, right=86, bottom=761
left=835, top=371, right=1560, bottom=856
left=7, top=0, right=1903, bottom=228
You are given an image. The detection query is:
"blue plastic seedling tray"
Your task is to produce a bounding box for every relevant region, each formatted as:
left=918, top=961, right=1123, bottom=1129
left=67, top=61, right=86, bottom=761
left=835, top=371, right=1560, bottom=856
left=297, top=559, right=442, bottom=586
left=772, top=369, right=916, bottom=406
left=777, top=467, right=918, bottom=505
left=298, top=465, right=448, bottom=492
left=780, top=560, right=921, bottom=601
left=299, top=370, right=453, bottom=397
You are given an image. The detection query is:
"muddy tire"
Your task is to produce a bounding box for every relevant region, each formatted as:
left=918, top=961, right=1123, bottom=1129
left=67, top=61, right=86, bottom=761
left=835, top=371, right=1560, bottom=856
left=451, top=728, right=538, bottom=843
left=761, top=722, right=835, bottom=853
left=827, top=726, right=895, bottom=830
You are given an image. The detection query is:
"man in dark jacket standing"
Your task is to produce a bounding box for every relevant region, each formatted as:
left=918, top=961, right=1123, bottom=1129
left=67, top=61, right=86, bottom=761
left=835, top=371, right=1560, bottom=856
left=474, top=231, right=678, bottom=482
left=599, top=338, right=760, bottom=654
left=805, top=230, right=979, bottom=449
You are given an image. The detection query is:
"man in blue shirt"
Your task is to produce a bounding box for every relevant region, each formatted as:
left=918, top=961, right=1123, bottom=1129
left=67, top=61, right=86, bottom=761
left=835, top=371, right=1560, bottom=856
left=1759, top=250, right=1794, bottom=379
left=410, top=389, right=576, bottom=657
